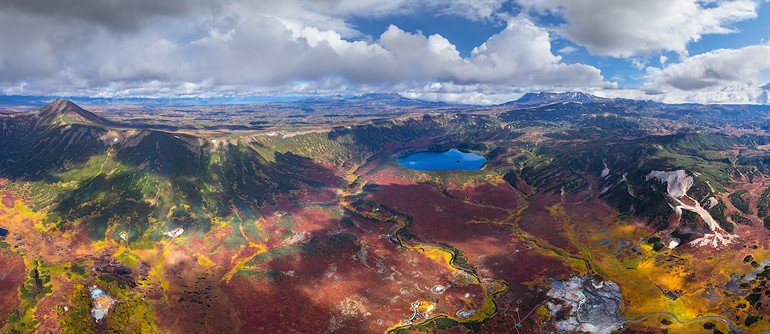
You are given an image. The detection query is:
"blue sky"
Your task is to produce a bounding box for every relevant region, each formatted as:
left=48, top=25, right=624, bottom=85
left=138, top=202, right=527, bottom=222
left=0, top=0, right=769, bottom=104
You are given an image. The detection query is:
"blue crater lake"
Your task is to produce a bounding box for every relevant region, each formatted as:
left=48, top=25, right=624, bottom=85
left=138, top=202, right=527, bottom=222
left=397, top=149, right=487, bottom=171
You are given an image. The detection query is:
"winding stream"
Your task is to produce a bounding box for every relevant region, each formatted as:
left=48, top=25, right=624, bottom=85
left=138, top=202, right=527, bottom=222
left=626, top=312, right=749, bottom=334
left=338, top=164, right=751, bottom=333
left=340, top=198, right=508, bottom=333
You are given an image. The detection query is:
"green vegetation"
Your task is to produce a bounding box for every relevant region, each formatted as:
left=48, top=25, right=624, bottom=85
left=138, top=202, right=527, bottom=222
left=436, top=241, right=475, bottom=270
left=730, top=190, right=752, bottom=215
left=730, top=213, right=752, bottom=227
left=746, top=293, right=762, bottom=305
left=59, top=285, right=98, bottom=333
left=9, top=98, right=770, bottom=333
left=6, top=261, right=54, bottom=333
left=758, top=186, right=770, bottom=218
left=647, top=237, right=665, bottom=252
left=463, top=321, right=483, bottom=332
left=434, top=317, right=459, bottom=330
left=745, top=315, right=760, bottom=326
left=106, top=297, right=156, bottom=332
left=756, top=266, right=770, bottom=279
left=404, top=317, right=460, bottom=332
left=708, top=198, right=730, bottom=231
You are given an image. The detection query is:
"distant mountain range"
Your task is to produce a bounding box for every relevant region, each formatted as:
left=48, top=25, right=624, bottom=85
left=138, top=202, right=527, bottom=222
left=3, top=92, right=767, bottom=116
left=0, top=91, right=625, bottom=109
left=294, top=92, right=449, bottom=108
left=510, top=92, right=609, bottom=105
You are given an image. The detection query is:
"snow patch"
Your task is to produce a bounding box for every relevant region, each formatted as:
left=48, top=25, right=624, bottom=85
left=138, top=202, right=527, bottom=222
left=283, top=231, right=309, bottom=246
left=646, top=170, right=738, bottom=248
left=706, top=197, right=718, bottom=209
left=601, top=161, right=610, bottom=178
left=645, top=170, right=692, bottom=198
left=668, top=238, right=680, bottom=249
left=164, top=227, right=184, bottom=239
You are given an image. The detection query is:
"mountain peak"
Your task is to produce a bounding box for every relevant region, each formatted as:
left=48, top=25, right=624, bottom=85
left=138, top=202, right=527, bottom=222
left=354, top=92, right=448, bottom=106
left=48, top=98, right=82, bottom=111
left=37, top=98, right=113, bottom=126
left=298, top=92, right=447, bottom=107
left=357, top=92, right=405, bottom=100
left=513, top=92, right=607, bottom=105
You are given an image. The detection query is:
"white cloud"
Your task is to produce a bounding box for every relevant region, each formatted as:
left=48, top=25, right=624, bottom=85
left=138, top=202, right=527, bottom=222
left=0, top=2, right=609, bottom=98
left=646, top=45, right=770, bottom=90
left=518, top=0, right=759, bottom=57
left=297, top=0, right=509, bottom=21
left=557, top=46, right=578, bottom=54
left=438, top=0, right=510, bottom=21
left=638, top=44, right=770, bottom=103
left=456, top=17, right=606, bottom=86
left=630, top=58, right=647, bottom=70
left=649, top=85, right=763, bottom=104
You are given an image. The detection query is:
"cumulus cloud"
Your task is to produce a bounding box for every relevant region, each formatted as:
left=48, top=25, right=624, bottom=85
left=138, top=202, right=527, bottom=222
left=639, top=45, right=770, bottom=103
left=12, top=0, right=769, bottom=105
left=0, top=0, right=608, bottom=98
left=557, top=46, right=578, bottom=54
left=646, top=45, right=770, bottom=90
left=519, top=0, right=759, bottom=57
left=295, top=0, right=509, bottom=22
left=436, top=0, right=511, bottom=21
left=458, top=17, right=605, bottom=86
left=630, top=58, right=647, bottom=70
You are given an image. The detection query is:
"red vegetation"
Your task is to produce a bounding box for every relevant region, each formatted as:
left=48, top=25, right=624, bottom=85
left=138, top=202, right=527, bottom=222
left=1, top=191, right=15, bottom=208
left=0, top=249, right=25, bottom=327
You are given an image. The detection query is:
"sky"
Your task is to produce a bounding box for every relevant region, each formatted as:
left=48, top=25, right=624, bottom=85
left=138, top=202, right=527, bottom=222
left=1, top=0, right=770, bottom=104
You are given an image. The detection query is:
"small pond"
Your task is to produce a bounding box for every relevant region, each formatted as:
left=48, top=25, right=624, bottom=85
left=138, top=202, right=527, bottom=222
left=397, top=149, right=487, bottom=171
left=0, top=227, right=7, bottom=238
